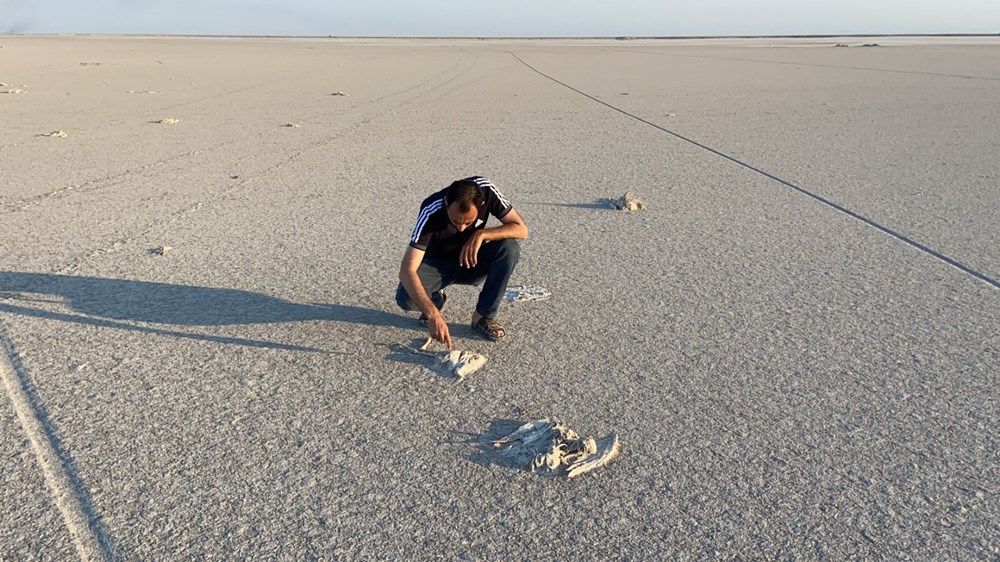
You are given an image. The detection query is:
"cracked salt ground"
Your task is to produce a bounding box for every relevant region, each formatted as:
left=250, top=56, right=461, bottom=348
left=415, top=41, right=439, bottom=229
left=503, top=285, right=551, bottom=303
left=402, top=338, right=488, bottom=380
left=493, top=419, right=620, bottom=478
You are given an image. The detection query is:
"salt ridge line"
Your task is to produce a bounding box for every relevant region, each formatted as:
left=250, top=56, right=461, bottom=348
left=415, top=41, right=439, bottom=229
left=508, top=51, right=1000, bottom=291
left=0, top=320, right=115, bottom=562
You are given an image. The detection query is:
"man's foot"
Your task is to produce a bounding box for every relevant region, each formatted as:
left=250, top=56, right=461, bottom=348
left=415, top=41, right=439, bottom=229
left=418, top=292, right=447, bottom=326
left=472, top=316, right=505, bottom=342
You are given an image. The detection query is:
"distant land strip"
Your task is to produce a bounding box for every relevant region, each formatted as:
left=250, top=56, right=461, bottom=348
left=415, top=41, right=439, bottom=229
left=5, top=33, right=1000, bottom=40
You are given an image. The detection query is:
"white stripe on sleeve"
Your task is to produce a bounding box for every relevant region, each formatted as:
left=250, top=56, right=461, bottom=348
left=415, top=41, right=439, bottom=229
left=410, top=199, right=444, bottom=244
left=473, top=177, right=511, bottom=209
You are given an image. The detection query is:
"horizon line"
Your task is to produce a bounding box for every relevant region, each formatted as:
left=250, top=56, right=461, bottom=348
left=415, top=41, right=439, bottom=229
left=6, top=32, right=1000, bottom=40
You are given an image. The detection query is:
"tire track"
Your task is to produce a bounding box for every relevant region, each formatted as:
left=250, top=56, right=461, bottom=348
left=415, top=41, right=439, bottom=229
left=52, top=51, right=480, bottom=276
left=0, top=53, right=383, bottom=153
left=0, top=320, right=116, bottom=562
left=509, top=51, right=1000, bottom=291
left=1, top=53, right=464, bottom=212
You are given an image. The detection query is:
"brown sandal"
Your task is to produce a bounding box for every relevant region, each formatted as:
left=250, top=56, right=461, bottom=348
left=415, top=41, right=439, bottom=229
left=472, top=317, right=505, bottom=341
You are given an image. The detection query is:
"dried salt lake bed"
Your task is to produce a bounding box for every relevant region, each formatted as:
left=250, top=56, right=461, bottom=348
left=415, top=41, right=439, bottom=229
left=1, top=35, right=998, bottom=560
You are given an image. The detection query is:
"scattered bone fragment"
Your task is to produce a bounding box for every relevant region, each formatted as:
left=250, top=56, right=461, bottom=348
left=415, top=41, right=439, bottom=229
left=405, top=338, right=488, bottom=379
left=40, top=131, right=67, bottom=138
left=156, top=118, right=181, bottom=124
left=126, top=90, right=157, bottom=94
left=0, top=82, right=7, bottom=86
left=5, top=88, right=25, bottom=94
left=150, top=246, right=172, bottom=256
left=330, top=91, right=349, bottom=96
left=503, top=285, right=551, bottom=303
left=612, top=192, right=647, bottom=211
left=282, top=123, right=301, bottom=128
left=493, top=419, right=620, bottom=478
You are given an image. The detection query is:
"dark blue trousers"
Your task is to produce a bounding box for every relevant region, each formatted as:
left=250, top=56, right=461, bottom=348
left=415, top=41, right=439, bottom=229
left=396, top=239, right=520, bottom=319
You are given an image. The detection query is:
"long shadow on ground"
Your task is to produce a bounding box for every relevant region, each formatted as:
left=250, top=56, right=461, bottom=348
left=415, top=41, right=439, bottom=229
left=0, top=271, right=408, bottom=353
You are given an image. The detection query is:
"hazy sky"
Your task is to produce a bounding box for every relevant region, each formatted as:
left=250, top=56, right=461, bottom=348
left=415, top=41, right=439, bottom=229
left=2, top=0, right=999, bottom=37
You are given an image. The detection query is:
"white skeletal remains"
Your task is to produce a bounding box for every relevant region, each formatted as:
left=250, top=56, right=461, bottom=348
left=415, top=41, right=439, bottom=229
left=406, top=338, right=488, bottom=380
left=612, top=192, right=647, bottom=211
left=503, top=285, right=551, bottom=303
left=493, top=419, right=620, bottom=478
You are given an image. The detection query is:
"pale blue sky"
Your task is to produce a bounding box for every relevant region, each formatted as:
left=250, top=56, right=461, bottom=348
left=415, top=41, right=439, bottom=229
left=2, top=0, right=999, bottom=37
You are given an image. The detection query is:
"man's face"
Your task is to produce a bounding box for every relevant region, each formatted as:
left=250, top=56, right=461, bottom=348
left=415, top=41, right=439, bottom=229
left=446, top=201, right=479, bottom=232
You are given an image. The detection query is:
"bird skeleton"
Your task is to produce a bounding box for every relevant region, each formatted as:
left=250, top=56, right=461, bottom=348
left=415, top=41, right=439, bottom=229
left=493, top=419, right=620, bottom=478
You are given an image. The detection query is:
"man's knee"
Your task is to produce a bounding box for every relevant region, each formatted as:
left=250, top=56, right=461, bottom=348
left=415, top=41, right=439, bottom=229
left=496, top=239, right=521, bottom=263
left=395, top=283, right=415, bottom=311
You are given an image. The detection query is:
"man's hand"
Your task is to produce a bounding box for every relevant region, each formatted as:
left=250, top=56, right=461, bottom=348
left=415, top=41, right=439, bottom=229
left=460, top=231, right=484, bottom=269
left=427, top=313, right=453, bottom=349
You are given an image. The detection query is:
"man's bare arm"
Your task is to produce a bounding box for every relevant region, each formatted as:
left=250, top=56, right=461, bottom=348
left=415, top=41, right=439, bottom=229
left=479, top=208, right=528, bottom=242
left=460, top=209, right=528, bottom=268
left=399, top=246, right=452, bottom=348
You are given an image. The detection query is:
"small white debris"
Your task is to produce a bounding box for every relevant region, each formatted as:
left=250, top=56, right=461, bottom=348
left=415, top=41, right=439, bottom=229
left=156, top=118, right=181, bottom=124
left=150, top=246, right=172, bottom=256
left=504, top=285, right=551, bottom=303
left=5, top=88, right=25, bottom=94
left=282, top=123, right=301, bottom=128
left=40, top=130, right=68, bottom=138
left=330, top=91, right=349, bottom=96
left=612, top=192, right=647, bottom=211
left=126, top=90, right=157, bottom=94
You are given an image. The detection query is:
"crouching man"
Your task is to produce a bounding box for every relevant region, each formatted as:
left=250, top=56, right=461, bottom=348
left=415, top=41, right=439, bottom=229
left=396, top=176, right=528, bottom=348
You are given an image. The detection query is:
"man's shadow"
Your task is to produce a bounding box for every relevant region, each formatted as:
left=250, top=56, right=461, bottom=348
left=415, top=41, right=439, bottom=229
left=0, top=271, right=411, bottom=353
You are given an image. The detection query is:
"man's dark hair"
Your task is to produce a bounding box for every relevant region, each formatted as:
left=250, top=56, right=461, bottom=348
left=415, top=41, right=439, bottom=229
left=445, top=180, right=483, bottom=213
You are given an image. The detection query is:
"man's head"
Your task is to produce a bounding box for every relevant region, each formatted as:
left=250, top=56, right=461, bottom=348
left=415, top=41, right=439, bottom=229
left=444, top=179, right=483, bottom=232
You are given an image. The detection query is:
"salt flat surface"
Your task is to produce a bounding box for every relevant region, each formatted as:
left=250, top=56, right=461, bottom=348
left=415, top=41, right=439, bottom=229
left=1, top=36, right=997, bottom=561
